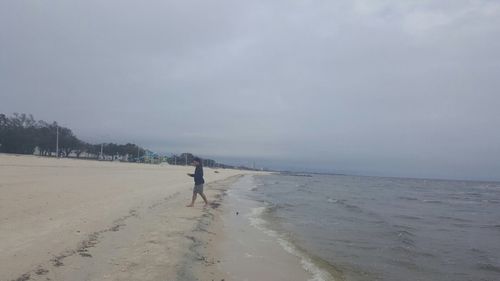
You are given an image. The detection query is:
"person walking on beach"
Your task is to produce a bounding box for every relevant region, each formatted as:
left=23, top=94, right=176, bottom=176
left=186, top=157, right=208, bottom=207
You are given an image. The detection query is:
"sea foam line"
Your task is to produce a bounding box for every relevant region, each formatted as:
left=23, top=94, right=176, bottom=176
left=248, top=206, right=335, bottom=281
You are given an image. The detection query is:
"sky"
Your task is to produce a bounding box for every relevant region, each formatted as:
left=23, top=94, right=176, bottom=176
left=1, top=0, right=500, bottom=181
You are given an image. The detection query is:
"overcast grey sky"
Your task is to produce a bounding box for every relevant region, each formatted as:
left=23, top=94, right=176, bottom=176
left=1, top=1, right=500, bottom=180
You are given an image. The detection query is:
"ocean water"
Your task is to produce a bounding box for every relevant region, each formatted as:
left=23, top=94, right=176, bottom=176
left=242, top=173, right=500, bottom=281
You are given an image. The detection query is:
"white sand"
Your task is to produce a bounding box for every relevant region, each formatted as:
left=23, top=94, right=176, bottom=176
left=0, top=154, right=257, bottom=281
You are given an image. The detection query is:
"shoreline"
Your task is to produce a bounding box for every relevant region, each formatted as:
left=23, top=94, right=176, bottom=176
left=193, top=175, right=328, bottom=281
left=181, top=176, right=237, bottom=281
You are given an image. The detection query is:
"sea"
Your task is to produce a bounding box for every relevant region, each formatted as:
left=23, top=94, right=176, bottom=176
left=228, top=173, right=500, bottom=281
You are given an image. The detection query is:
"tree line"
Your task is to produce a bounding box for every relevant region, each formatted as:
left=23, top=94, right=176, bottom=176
left=166, top=153, right=217, bottom=167
left=0, top=113, right=145, bottom=160
left=0, top=113, right=253, bottom=169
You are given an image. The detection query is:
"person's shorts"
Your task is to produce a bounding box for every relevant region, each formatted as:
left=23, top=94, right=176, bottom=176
left=193, top=184, right=204, bottom=194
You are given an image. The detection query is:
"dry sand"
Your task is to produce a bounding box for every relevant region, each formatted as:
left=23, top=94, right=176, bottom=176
left=0, top=154, right=259, bottom=281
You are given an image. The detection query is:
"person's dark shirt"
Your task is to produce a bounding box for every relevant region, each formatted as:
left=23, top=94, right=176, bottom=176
left=189, top=164, right=204, bottom=185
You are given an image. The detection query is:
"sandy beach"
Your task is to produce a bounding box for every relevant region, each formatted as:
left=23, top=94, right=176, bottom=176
left=0, top=154, right=260, bottom=281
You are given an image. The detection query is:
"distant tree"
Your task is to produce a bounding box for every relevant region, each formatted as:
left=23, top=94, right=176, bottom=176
left=85, top=143, right=101, bottom=159
left=178, top=153, right=194, bottom=165
left=204, top=159, right=216, bottom=167
left=56, top=126, right=78, bottom=156
left=0, top=114, right=6, bottom=150
left=166, top=153, right=217, bottom=166
left=0, top=114, right=6, bottom=126
left=73, top=140, right=87, bottom=158
left=104, top=143, right=118, bottom=158
left=0, top=113, right=153, bottom=163
left=0, top=113, right=38, bottom=154
left=120, top=143, right=142, bottom=159
left=35, top=122, right=57, bottom=156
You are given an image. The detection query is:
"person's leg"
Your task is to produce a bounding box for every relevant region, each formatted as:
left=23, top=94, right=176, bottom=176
left=186, top=192, right=197, bottom=207
left=200, top=192, right=208, bottom=205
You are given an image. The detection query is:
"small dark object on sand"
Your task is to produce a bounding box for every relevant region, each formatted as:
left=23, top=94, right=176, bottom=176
left=214, top=171, right=219, bottom=173
left=236, top=211, right=239, bottom=215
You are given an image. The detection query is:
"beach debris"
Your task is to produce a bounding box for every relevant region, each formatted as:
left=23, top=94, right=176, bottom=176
left=51, top=250, right=75, bottom=267
left=110, top=224, right=123, bottom=232
left=35, top=267, right=49, bottom=275
left=79, top=252, right=92, bottom=257
left=209, top=202, right=221, bottom=209
left=236, top=211, right=239, bottom=215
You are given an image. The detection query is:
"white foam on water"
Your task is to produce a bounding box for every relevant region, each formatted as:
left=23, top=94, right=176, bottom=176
left=327, top=197, right=337, bottom=203
left=249, top=207, right=336, bottom=281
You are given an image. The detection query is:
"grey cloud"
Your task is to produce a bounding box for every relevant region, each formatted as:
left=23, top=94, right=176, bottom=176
left=1, top=0, right=499, bottom=180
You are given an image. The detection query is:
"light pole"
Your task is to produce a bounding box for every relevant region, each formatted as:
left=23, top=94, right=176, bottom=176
left=100, top=143, right=104, bottom=160
left=56, top=125, right=59, bottom=158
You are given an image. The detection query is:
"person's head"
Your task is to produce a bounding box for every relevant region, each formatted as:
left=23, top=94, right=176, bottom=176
left=192, top=157, right=202, bottom=166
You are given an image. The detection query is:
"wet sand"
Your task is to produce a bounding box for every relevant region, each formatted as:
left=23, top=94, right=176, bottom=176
left=0, top=154, right=258, bottom=281
left=190, top=175, right=315, bottom=281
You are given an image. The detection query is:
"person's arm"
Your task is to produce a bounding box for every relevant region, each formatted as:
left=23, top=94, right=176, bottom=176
left=187, top=173, right=194, bottom=177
